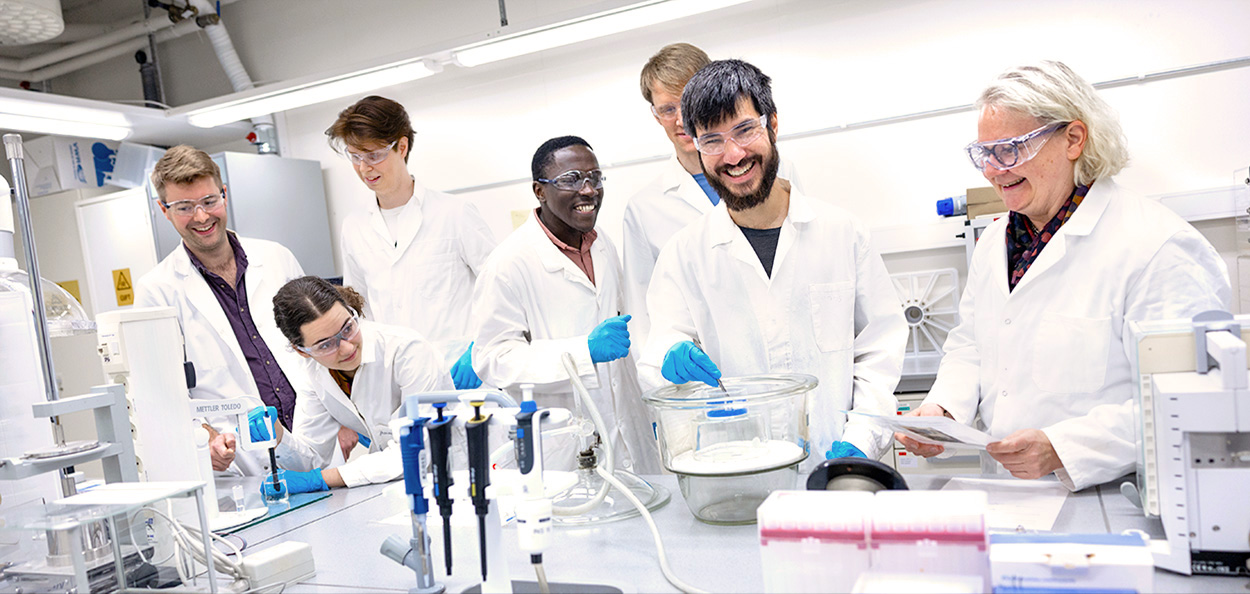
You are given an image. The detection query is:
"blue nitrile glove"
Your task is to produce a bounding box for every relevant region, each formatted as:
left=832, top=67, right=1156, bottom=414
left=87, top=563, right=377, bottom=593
left=450, top=342, right=483, bottom=389
left=357, top=433, right=371, bottom=449
left=660, top=341, right=721, bottom=387
left=261, top=468, right=328, bottom=497
left=247, top=406, right=277, bottom=442
left=825, top=441, right=867, bottom=460
left=588, top=314, right=632, bottom=364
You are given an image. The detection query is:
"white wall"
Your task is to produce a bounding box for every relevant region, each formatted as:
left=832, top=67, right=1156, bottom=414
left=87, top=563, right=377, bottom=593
left=262, top=0, right=1250, bottom=295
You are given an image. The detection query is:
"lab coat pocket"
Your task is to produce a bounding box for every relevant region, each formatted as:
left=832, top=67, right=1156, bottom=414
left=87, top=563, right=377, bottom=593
left=407, top=246, right=458, bottom=298
left=1032, top=313, right=1110, bottom=393
left=809, top=281, right=855, bottom=352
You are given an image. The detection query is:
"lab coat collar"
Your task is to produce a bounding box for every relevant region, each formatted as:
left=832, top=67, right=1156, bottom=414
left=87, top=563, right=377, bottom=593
left=661, top=155, right=715, bottom=215
left=301, top=321, right=383, bottom=435
left=523, top=214, right=600, bottom=293
left=705, top=188, right=811, bottom=285
left=367, top=176, right=427, bottom=260
left=170, top=231, right=258, bottom=367
left=1008, top=179, right=1115, bottom=295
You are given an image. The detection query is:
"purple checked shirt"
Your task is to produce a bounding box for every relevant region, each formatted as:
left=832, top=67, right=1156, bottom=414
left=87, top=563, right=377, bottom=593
left=185, top=233, right=297, bottom=429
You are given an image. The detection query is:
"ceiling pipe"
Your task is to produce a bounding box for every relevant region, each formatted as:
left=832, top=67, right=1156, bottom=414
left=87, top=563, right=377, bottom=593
left=0, top=19, right=199, bottom=83
left=186, top=0, right=279, bottom=154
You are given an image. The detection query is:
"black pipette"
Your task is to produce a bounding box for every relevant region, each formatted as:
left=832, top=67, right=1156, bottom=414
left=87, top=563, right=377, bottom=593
left=465, top=401, right=492, bottom=582
left=262, top=409, right=281, bottom=494
left=427, top=402, right=456, bottom=575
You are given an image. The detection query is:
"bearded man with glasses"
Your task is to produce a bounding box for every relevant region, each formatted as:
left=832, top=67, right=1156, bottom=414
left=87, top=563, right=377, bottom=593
left=897, top=61, right=1229, bottom=491
left=136, top=145, right=311, bottom=477
left=638, top=59, right=909, bottom=467
left=326, top=96, right=498, bottom=392
left=622, top=43, right=802, bottom=358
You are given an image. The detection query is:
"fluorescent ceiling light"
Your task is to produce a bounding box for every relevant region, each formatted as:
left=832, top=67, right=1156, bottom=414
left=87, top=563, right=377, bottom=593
left=187, top=61, right=438, bottom=128
left=454, top=0, right=752, bottom=68
left=0, top=95, right=132, bottom=140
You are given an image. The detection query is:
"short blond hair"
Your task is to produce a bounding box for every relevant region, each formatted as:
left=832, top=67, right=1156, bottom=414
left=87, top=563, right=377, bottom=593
left=976, top=61, right=1130, bottom=186
left=150, top=145, right=222, bottom=201
left=640, top=43, right=710, bottom=104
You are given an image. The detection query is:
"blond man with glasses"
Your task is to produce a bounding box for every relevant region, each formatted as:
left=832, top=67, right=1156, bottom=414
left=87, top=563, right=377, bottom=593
left=135, top=145, right=311, bottom=477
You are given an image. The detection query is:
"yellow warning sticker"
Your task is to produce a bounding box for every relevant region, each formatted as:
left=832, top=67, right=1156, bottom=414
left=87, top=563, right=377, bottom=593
left=112, top=268, right=133, bottom=306
left=56, top=280, right=82, bottom=305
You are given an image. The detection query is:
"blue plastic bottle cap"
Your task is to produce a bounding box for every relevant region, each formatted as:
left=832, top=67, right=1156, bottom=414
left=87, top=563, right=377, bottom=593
left=520, top=400, right=537, bottom=413
left=707, top=407, right=747, bottom=418
left=936, top=198, right=954, bottom=216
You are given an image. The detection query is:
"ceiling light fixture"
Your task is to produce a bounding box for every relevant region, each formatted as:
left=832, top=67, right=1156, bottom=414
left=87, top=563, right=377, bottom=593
left=0, top=93, right=132, bottom=140
left=453, top=0, right=753, bottom=68
left=185, top=60, right=439, bottom=128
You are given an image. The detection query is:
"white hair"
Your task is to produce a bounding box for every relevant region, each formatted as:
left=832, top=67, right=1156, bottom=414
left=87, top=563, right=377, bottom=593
left=976, top=60, right=1129, bottom=186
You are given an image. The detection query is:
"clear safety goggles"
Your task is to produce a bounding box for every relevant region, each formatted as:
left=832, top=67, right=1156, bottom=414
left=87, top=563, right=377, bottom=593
left=295, top=313, right=360, bottom=357
left=162, top=190, right=225, bottom=217
left=650, top=101, right=680, bottom=120
left=537, top=169, right=606, bottom=192
left=964, top=121, right=1070, bottom=171
left=345, top=141, right=397, bottom=167
left=693, top=115, right=768, bottom=156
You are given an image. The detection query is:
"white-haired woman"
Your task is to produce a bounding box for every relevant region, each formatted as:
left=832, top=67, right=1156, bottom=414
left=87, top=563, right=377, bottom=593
left=898, top=61, right=1230, bottom=491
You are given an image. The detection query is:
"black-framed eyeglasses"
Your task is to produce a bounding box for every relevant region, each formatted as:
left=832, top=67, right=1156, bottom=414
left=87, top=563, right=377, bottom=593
left=536, top=169, right=606, bottom=192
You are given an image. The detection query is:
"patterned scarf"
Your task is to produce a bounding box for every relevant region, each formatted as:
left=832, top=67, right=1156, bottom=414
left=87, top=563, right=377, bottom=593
left=1007, top=182, right=1092, bottom=291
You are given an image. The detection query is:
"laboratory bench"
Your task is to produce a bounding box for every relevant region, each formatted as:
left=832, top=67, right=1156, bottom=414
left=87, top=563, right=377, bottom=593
left=224, top=474, right=1250, bottom=593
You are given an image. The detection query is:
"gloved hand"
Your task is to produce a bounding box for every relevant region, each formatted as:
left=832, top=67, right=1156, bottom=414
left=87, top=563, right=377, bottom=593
left=451, top=342, right=483, bottom=389
left=247, top=406, right=277, bottom=442
left=660, top=341, right=721, bottom=387
left=588, top=314, right=631, bottom=364
left=261, top=468, right=328, bottom=498
left=825, top=441, right=867, bottom=460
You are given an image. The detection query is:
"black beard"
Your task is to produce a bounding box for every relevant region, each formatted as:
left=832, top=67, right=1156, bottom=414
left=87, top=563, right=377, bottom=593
left=704, top=140, right=780, bottom=212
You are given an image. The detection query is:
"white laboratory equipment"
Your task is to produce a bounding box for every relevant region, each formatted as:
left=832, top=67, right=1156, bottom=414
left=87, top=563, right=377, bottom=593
left=643, top=374, right=814, bottom=525
left=890, top=268, right=959, bottom=386
left=1127, top=310, right=1250, bottom=577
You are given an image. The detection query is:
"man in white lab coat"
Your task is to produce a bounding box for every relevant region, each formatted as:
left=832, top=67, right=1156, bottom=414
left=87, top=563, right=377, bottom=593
left=622, top=43, right=800, bottom=353
left=327, top=96, right=498, bottom=389
left=897, top=61, right=1230, bottom=491
left=135, top=145, right=311, bottom=477
left=639, top=60, right=909, bottom=462
left=470, top=136, right=660, bottom=473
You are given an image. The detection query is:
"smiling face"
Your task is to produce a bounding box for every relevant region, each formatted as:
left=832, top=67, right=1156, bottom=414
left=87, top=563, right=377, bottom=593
left=534, top=145, right=603, bottom=245
left=977, top=106, right=1086, bottom=227
left=161, top=176, right=229, bottom=256
left=349, top=137, right=409, bottom=197
left=696, top=98, right=780, bottom=212
left=296, top=302, right=364, bottom=373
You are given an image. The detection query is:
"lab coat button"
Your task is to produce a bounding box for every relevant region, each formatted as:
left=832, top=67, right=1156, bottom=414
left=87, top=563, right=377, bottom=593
left=1004, top=318, right=1011, bottom=325
left=1001, top=390, right=1008, bottom=397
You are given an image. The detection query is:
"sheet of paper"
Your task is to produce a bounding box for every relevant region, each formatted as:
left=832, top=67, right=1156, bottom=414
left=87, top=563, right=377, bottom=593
left=942, top=477, right=1069, bottom=531
left=848, top=411, right=995, bottom=449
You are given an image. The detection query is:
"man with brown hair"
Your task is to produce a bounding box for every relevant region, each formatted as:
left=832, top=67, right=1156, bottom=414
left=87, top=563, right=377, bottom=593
left=326, top=95, right=497, bottom=389
left=622, top=44, right=801, bottom=351
left=135, top=145, right=311, bottom=476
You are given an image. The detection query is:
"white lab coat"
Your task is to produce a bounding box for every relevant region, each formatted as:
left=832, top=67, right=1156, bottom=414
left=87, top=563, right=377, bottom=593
left=340, top=178, right=497, bottom=365
left=134, top=235, right=308, bottom=476
left=640, top=190, right=909, bottom=460
left=622, top=156, right=802, bottom=353
left=280, top=320, right=452, bottom=487
left=470, top=214, right=661, bottom=473
left=923, top=178, right=1230, bottom=491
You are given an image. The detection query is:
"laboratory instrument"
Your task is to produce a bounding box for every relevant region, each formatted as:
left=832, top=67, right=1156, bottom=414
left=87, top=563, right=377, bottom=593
left=548, top=354, right=669, bottom=525
left=380, top=416, right=444, bottom=594
left=806, top=457, right=908, bottom=492
left=990, top=533, right=1154, bottom=593
left=513, top=399, right=554, bottom=590
left=643, top=373, right=815, bottom=524
left=427, top=402, right=456, bottom=575
left=1127, top=310, right=1250, bottom=576
left=465, top=401, right=492, bottom=582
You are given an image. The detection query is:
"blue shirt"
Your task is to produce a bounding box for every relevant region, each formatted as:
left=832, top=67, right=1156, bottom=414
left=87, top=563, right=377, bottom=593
left=693, top=173, right=720, bottom=206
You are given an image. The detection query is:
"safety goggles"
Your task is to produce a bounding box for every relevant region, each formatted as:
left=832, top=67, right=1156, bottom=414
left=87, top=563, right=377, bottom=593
left=345, top=141, right=397, bottom=167
left=693, top=115, right=769, bottom=156
left=162, top=190, right=225, bottom=217
left=650, top=101, right=680, bottom=120
left=295, top=313, right=360, bottom=357
left=537, top=169, right=606, bottom=192
left=965, top=121, right=1070, bottom=171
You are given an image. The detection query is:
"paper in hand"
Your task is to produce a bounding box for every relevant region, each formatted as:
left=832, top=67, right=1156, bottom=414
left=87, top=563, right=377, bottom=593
left=848, top=410, right=994, bottom=449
